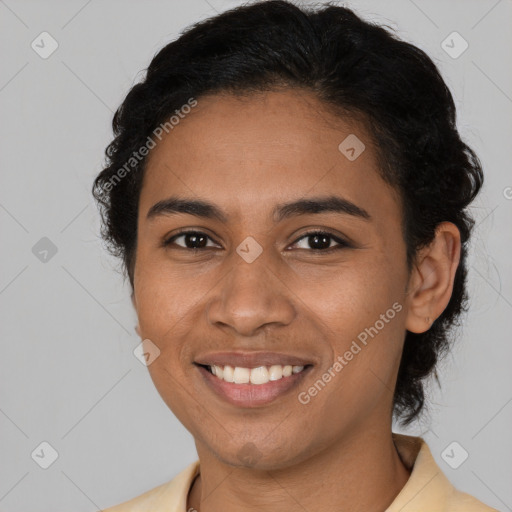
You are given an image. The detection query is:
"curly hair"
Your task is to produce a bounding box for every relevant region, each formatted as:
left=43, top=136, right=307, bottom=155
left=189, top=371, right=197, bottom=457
left=92, top=0, right=483, bottom=426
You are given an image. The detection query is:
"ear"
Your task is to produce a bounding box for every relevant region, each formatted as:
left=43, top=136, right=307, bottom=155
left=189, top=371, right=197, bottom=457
left=131, top=291, right=141, bottom=337
left=405, top=222, right=461, bottom=334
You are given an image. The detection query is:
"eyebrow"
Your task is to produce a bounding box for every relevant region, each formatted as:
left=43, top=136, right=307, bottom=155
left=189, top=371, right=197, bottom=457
left=146, top=195, right=371, bottom=223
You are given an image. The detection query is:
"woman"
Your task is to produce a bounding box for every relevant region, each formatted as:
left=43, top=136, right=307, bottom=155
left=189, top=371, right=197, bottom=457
left=93, top=1, right=497, bottom=510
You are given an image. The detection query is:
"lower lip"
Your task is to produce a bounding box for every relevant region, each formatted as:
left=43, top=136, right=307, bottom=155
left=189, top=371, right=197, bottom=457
left=196, top=364, right=313, bottom=407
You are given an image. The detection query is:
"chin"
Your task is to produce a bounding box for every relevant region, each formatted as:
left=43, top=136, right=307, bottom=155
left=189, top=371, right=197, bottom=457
left=204, top=436, right=308, bottom=472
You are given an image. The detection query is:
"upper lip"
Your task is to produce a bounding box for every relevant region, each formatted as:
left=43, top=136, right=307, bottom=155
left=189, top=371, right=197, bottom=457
left=194, top=351, right=315, bottom=369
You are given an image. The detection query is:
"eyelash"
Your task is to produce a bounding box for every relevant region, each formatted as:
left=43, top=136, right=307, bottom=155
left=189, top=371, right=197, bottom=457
left=162, top=229, right=351, bottom=253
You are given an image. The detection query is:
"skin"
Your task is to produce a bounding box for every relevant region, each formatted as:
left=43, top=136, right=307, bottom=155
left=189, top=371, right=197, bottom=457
left=131, top=88, right=461, bottom=512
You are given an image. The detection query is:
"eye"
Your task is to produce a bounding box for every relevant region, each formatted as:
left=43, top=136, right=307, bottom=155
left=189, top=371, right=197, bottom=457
left=163, top=230, right=221, bottom=250
left=290, top=230, right=351, bottom=252
left=162, top=229, right=351, bottom=252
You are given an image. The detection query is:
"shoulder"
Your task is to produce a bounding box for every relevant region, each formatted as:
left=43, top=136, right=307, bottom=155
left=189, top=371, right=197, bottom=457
left=444, top=487, right=500, bottom=512
left=102, top=460, right=200, bottom=512
left=101, top=480, right=170, bottom=512
left=389, top=434, right=499, bottom=512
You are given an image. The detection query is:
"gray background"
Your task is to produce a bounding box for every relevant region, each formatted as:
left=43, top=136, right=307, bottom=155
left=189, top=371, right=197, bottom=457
left=0, top=0, right=511, bottom=510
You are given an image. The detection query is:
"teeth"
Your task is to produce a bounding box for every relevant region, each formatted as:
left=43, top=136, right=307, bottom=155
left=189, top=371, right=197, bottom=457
left=269, top=365, right=283, bottom=381
left=233, top=366, right=250, bottom=384
left=223, top=365, right=234, bottom=382
left=250, top=366, right=269, bottom=384
left=208, top=364, right=305, bottom=385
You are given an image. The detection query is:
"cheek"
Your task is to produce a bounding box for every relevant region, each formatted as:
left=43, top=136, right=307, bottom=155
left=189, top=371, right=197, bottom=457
left=301, top=255, right=404, bottom=337
left=301, top=254, right=407, bottom=395
left=134, top=247, right=195, bottom=332
left=146, top=359, right=207, bottom=437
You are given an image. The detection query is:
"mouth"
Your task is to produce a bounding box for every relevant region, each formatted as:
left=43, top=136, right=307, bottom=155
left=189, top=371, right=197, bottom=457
left=194, top=361, right=314, bottom=407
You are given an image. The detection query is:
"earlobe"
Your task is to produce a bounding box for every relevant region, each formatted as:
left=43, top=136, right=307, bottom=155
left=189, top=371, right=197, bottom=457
left=405, top=222, right=461, bottom=334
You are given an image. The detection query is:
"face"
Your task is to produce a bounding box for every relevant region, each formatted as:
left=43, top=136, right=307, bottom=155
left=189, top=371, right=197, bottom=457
left=132, top=88, right=412, bottom=470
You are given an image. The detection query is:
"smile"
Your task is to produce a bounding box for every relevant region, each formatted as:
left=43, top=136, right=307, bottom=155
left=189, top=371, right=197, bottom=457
left=208, top=364, right=305, bottom=383
left=196, top=363, right=313, bottom=407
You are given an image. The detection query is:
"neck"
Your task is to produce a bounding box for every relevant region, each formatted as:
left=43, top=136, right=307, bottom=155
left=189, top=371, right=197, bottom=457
left=187, top=424, right=411, bottom=512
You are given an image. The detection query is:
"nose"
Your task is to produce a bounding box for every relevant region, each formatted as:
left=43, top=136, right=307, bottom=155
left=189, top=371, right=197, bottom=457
left=206, top=255, right=296, bottom=337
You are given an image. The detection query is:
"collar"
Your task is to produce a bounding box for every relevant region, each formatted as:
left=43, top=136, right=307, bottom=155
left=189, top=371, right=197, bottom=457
left=106, top=433, right=496, bottom=511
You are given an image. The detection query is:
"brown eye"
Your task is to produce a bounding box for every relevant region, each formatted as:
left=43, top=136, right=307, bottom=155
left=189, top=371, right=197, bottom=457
left=291, top=231, right=350, bottom=252
left=163, top=231, right=220, bottom=250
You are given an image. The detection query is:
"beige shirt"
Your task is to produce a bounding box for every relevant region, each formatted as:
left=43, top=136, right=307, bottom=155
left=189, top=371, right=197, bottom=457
left=102, top=433, right=498, bottom=511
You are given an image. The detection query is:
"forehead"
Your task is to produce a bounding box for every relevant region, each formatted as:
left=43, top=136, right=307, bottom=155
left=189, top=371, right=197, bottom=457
left=139, top=89, right=401, bottom=227
left=145, top=88, right=372, bottom=168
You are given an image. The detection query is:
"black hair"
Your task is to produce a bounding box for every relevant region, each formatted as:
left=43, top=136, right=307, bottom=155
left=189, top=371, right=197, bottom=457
left=92, top=0, right=483, bottom=425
